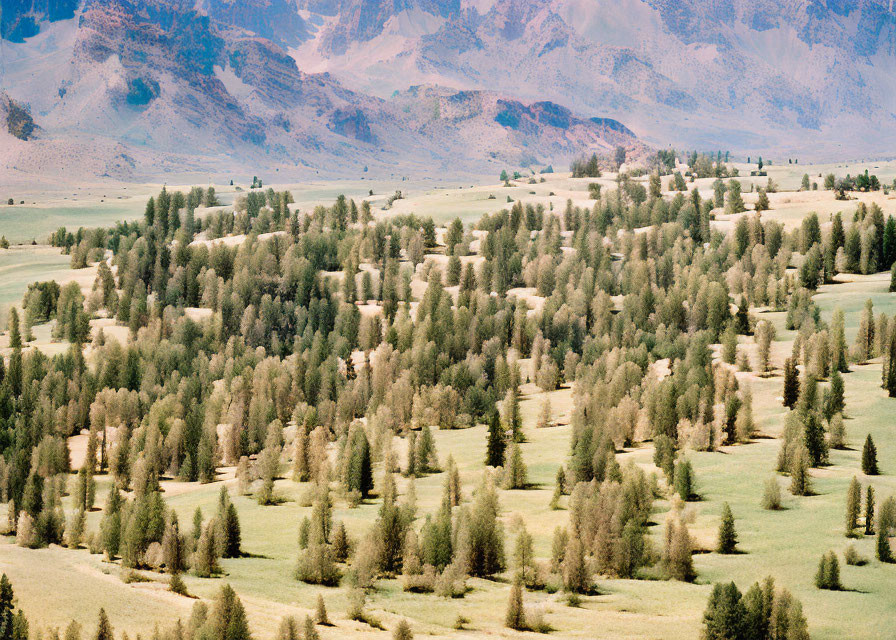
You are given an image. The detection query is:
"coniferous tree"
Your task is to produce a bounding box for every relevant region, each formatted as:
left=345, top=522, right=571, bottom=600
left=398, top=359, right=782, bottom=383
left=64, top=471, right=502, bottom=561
left=503, top=443, right=528, bottom=489
left=343, top=423, right=373, bottom=499
left=667, top=519, right=696, bottom=582
left=877, top=525, right=893, bottom=562
left=315, top=595, right=330, bottom=625
left=94, top=609, right=113, bottom=640
left=865, top=486, right=875, bottom=536
left=505, top=575, right=527, bottom=630
left=862, top=434, right=879, bottom=475
left=790, top=446, right=812, bottom=496
left=717, top=503, right=738, bottom=554
left=485, top=412, right=506, bottom=468
left=803, top=411, right=827, bottom=467
left=815, top=551, right=841, bottom=590
left=702, top=582, right=748, bottom=640
left=845, top=477, right=861, bottom=537
left=561, top=536, right=589, bottom=594
left=674, top=458, right=696, bottom=501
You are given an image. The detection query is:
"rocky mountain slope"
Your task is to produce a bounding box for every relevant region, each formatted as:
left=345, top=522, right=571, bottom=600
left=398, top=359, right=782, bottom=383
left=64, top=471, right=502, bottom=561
left=0, top=0, right=645, bottom=183
left=292, top=0, right=896, bottom=157
left=3, top=0, right=893, bottom=183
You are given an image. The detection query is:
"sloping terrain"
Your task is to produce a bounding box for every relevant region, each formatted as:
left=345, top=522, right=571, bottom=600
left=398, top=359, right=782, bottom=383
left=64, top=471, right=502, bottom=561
left=0, top=1, right=645, bottom=184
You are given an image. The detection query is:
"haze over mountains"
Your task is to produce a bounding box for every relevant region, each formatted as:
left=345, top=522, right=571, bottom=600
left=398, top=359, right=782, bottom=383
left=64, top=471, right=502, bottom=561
left=2, top=0, right=895, bottom=181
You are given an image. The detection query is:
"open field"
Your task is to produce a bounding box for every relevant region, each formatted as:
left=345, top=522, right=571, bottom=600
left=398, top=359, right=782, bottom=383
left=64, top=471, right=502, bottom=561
left=3, top=163, right=896, bottom=639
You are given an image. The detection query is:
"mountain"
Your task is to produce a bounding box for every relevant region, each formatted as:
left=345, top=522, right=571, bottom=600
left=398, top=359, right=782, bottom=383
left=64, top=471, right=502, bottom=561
left=2, top=0, right=894, bottom=184
left=0, top=0, right=645, bottom=183
left=293, top=0, right=896, bottom=157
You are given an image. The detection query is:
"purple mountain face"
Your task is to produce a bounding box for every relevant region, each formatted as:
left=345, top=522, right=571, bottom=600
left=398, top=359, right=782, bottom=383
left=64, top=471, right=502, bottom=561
left=2, top=0, right=893, bottom=180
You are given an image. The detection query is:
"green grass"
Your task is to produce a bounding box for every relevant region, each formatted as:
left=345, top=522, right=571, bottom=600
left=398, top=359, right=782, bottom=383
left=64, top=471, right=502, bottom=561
left=5, top=174, right=896, bottom=638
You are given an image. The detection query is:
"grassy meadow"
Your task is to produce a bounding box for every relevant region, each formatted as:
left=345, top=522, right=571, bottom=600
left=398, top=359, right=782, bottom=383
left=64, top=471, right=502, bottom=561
left=2, top=163, right=896, bottom=639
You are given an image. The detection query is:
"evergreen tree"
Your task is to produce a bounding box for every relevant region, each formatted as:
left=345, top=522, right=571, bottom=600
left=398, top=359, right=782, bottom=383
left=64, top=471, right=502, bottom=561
left=790, top=446, right=812, bottom=496
left=485, top=412, right=506, bottom=468
left=876, top=525, right=893, bottom=562
left=803, top=411, right=827, bottom=467
left=315, top=595, right=330, bottom=625
left=702, top=582, right=748, bottom=640
left=862, top=434, right=879, bottom=475
left=674, top=458, right=696, bottom=501
left=815, top=551, right=841, bottom=590
left=782, top=357, right=800, bottom=408
left=209, top=584, right=252, bottom=640
left=865, top=486, right=875, bottom=536
left=717, top=503, right=738, bottom=554
left=845, top=477, right=861, bottom=537
left=94, top=609, right=113, bottom=640
left=343, top=424, right=373, bottom=498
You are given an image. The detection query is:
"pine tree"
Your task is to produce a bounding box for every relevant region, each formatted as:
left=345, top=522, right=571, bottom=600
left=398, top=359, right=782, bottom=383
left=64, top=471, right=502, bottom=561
left=302, top=617, right=318, bottom=640
left=862, top=434, right=879, bottom=475
left=865, top=486, right=875, bottom=536
left=803, top=411, right=827, bottom=467
left=876, top=525, right=893, bottom=562
left=343, top=423, right=373, bottom=498
left=845, top=477, right=861, bottom=537
left=702, top=582, right=748, bottom=640
left=674, top=458, right=696, bottom=501
left=94, top=609, right=113, bottom=640
left=790, top=446, right=812, bottom=496
left=315, top=595, right=331, bottom=625
left=717, top=503, right=738, bottom=554
left=815, top=551, right=841, bottom=590
left=485, top=412, right=506, bottom=468
left=504, top=575, right=527, bottom=631
left=209, top=584, right=252, bottom=640
left=503, top=443, right=528, bottom=489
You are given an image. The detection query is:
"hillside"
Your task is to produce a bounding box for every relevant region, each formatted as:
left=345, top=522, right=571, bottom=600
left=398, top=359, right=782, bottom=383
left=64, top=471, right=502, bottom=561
left=294, top=0, right=896, bottom=157
left=0, top=1, right=645, bottom=184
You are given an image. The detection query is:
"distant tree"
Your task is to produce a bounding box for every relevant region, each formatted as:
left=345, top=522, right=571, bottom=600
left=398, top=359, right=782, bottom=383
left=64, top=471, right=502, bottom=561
left=485, top=412, right=506, bottom=468
left=877, top=525, right=893, bottom=562
left=755, top=189, right=770, bottom=213
left=726, top=180, right=745, bottom=214
left=343, top=423, right=373, bottom=498
left=561, top=536, right=589, bottom=594
left=94, top=609, right=113, bottom=640
left=505, top=575, right=527, bottom=630
left=666, top=520, right=696, bottom=582
left=674, top=458, right=696, bottom=501
left=865, top=486, right=875, bottom=536
left=702, top=582, right=747, bottom=640
left=761, top=477, right=782, bottom=510
left=717, top=503, right=738, bottom=554
left=845, top=477, right=861, bottom=537
left=782, top=357, right=800, bottom=408
left=862, top=434, right=879, bottom=475
left=790, top=446, right=812, bottom=496
left=504, top=443, right=528, bottom=489
left=393, top=620, right=413, bottom=640
left=315, top=595, right=331, bottom=625
left=815, top=551, right=841, bottom=590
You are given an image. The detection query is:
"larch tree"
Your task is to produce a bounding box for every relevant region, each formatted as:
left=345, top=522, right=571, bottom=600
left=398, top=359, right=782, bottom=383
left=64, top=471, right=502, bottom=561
left=717, top=503, right=738, bottom=554
left=862, top=434, right=879, bottom=475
